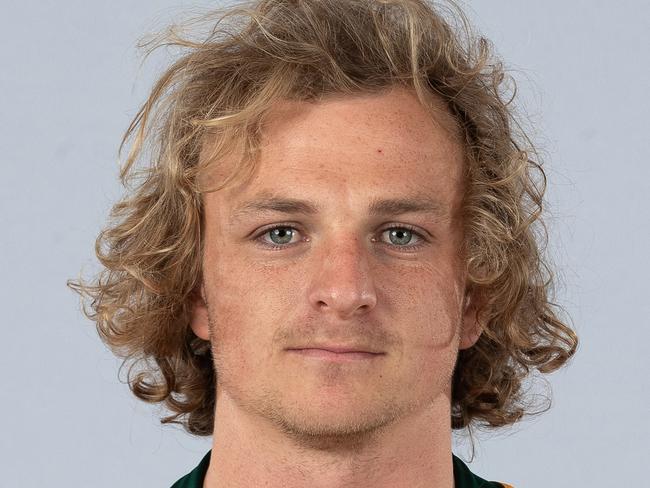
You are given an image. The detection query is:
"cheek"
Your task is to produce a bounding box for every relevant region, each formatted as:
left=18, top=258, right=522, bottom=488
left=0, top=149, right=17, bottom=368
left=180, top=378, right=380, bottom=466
left=382, top=261, right=463, bottom=349
left=206, top=255, right=291, bottom=363
left=385, top=264, right=462, bottom=392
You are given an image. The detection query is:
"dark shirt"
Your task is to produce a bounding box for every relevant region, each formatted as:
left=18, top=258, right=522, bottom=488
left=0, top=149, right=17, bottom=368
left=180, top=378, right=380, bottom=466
left=170, top=450, right=514, bottom=487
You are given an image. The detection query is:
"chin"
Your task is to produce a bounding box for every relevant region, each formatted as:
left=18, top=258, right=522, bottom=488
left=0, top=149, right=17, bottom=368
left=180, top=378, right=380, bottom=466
left=253, top=390, right=416, bottom=451
left=271, top=411, right=395, bottom=451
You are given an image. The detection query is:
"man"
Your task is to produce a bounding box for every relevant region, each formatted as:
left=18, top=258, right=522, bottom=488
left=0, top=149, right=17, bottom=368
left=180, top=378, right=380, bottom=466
left=70, top=0, right=578, bottom=487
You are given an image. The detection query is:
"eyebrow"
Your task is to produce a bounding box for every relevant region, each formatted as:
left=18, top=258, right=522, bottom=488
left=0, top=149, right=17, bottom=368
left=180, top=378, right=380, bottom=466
left=229, top=193, right=449, bottom=224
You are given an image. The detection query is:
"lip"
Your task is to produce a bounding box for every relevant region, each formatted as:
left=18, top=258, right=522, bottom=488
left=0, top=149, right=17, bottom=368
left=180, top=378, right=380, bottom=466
left=289, top=345, right=383, bottom=354
left=287, top=348, right=385, bottom=361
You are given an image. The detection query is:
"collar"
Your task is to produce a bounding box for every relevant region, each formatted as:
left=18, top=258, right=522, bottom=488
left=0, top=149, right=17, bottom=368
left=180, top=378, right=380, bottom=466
left=170, top=450, right=510, bottom=488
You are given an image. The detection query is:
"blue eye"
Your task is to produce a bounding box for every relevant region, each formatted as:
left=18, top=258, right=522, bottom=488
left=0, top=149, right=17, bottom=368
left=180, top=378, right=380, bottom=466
left=266, top=227, right=297, bottom=245
left=382, top=227, right=421, bottom=247
left=254, top=224, right=428, bottom=251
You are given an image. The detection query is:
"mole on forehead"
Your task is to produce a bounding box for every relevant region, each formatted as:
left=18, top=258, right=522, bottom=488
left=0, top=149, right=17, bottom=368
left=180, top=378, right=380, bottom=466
left=263, top=88, right=463, bottom=140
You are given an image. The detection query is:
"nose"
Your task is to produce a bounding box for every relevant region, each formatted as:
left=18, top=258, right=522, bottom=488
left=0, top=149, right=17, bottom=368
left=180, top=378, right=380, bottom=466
left=307, top=233, right=378, bottom=319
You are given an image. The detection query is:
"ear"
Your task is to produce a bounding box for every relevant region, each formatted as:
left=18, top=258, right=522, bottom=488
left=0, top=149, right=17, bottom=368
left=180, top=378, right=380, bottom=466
left=459, top=289, right=485, bottom=350
left=189, top=283, right=210, bottom=341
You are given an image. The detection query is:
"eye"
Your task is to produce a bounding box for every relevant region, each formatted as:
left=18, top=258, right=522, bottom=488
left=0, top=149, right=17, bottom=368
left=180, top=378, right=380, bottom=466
left=255, top=225, right=305, bottom=250
left=254, top=224, right=428, bottom=252
left=376, top=225, right=427, bottom=251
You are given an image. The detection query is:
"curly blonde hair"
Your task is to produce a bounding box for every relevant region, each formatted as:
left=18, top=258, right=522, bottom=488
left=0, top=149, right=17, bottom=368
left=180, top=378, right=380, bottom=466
left=69, top=0, right=578, bottom=441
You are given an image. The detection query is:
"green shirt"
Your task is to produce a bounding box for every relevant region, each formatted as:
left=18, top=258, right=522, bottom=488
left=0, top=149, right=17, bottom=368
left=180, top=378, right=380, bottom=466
left=170, top=450, right=514, bottom=487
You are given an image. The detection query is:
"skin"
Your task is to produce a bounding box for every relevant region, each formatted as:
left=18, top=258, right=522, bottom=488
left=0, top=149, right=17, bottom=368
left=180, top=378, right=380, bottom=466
left=189, top=86, right=484, bottom=488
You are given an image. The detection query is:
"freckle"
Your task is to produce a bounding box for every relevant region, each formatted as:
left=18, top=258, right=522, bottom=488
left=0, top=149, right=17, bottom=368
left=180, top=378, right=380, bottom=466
left=377, top=148, right=383, bottom=154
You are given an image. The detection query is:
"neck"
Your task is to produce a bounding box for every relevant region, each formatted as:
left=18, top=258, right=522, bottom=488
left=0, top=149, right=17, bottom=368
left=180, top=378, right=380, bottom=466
left=204, top=391, right=455, bottom=488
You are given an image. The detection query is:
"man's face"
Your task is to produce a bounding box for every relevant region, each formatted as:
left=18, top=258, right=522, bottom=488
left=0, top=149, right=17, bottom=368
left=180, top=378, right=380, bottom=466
left=192, top=86, right=481, bottom=443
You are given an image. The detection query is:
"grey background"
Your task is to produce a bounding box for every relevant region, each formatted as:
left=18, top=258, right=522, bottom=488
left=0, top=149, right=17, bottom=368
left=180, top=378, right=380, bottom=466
left=1, top=1, right=648, bottom=486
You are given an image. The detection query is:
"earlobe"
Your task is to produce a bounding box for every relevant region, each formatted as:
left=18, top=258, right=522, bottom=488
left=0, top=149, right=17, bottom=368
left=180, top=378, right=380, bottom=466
left=459, top=291, right=485, bottom=350
left=189, top=284, right=210, bottom=341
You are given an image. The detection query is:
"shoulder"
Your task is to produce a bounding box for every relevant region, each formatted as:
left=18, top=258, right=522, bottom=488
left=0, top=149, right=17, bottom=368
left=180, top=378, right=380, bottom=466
left=452, top=453, right=515, bottom=488
left=169, top=450, right=212, bottom=488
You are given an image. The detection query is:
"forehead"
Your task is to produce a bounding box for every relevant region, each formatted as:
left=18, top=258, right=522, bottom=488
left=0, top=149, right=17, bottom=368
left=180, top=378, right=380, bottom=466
left=200, top=87, right=465, bottom=208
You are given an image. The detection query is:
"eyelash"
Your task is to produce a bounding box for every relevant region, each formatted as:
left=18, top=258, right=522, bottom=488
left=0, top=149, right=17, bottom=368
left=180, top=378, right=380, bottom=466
left=253, top=223, right=429, bottom=252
